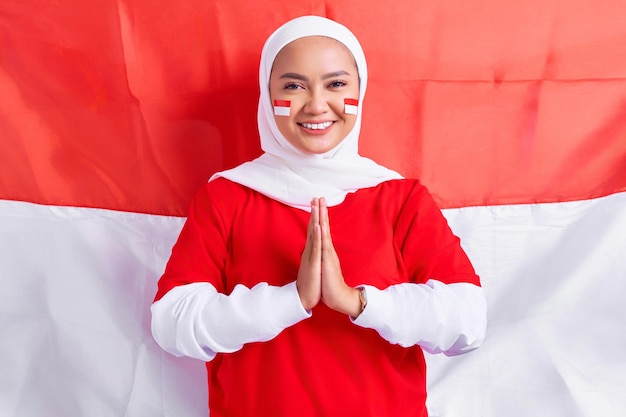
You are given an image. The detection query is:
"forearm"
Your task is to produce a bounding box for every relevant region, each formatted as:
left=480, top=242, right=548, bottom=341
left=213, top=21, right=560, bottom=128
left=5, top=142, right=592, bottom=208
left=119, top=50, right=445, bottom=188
left=151, top=281, right=311, bottom=361
left=353, top=280, right=487, bottom=356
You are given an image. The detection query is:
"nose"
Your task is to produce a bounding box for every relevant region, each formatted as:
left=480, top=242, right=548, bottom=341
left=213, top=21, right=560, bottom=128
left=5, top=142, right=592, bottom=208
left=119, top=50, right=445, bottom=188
left=303, top=89, right=330, bottom=115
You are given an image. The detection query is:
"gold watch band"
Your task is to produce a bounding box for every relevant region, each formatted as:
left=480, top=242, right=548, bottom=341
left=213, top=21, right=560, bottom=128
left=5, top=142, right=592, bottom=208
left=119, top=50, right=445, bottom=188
left=358, top=288, right=367, bottom=312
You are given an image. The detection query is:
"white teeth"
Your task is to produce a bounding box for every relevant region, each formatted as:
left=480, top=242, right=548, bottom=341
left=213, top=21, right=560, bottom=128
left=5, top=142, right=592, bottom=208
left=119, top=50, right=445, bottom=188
left=301, top=121, right=333, bottom=130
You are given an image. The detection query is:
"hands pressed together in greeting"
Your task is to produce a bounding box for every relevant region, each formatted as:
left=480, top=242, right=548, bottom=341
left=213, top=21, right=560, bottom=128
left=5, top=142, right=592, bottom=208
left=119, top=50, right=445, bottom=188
left=296, top=197, right=362, bottom=317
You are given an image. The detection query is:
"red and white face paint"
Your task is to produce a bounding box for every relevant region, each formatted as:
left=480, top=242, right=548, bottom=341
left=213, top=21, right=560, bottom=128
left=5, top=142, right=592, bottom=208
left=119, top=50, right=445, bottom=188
left=344, top=98, right=358, bottom=115
left=273, top=100, right=291, bottom=116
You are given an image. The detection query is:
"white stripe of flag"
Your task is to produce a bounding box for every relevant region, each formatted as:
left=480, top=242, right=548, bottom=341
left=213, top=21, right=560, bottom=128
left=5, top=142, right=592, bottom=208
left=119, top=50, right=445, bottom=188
left=273, top=100, right=290, bottom=116
left=344, top=98, right=358, bottom=115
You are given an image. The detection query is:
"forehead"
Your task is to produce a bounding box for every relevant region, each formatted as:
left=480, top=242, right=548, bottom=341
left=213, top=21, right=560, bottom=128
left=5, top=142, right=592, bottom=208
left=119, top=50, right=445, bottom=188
left=272, top=36, right=356, bottom=70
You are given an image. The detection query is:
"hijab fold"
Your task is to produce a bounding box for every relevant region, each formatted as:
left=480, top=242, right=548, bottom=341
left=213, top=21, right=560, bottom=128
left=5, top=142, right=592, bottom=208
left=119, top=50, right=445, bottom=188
left=211, top=15, right=402, bottom=212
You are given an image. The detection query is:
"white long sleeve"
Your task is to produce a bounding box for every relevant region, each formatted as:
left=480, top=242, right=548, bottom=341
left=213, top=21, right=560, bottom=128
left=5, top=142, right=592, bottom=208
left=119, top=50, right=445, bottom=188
left=150, top=281, right=311, bottom=361
left=353, top=280, right=487, bottom=356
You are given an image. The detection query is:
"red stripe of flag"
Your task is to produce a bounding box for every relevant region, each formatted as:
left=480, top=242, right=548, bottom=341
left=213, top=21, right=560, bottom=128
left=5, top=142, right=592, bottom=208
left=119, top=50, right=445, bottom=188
left=1, top=0, right=625, bottom=217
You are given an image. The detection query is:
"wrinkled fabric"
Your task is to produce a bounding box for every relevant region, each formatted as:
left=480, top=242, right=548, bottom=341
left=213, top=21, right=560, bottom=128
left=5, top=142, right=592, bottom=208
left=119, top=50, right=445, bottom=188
left=1, top=0, right=626, bottom=416
left=1, top=0, right=624, bottom=215
left=2, top=193, right=626, bottom=416
left=212, top=15, right=403, bottom=211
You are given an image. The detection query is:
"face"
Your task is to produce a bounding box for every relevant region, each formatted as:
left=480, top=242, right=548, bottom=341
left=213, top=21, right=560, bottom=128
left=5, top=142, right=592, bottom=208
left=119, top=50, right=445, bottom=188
left=269, top=36, right=360, bottom=155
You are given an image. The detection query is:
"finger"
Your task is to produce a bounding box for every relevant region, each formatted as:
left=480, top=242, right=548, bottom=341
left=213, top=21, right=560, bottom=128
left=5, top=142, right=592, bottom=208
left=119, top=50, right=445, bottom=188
left=311, top=197, right=320, bottom=228
left=318, top=197, right=336, bottom=254
left=307, top=198, right=318, bottom=231
left=296, top=199, right=323, bottom=310
left=319, top=197, right=330, bottom=242
left=313, top=224, right=322, bottom=262
left=304, top=198, right=318, bottom=245
left=305, top=199, right=322, bottom=263
left=319, top=197, right=328, bottom=228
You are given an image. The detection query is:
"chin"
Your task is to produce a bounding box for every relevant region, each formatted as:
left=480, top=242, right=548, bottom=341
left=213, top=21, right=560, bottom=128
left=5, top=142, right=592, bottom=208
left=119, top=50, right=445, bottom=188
left=301, top=146, right=335, bottom=155
left=297, top=139, right=342, bottom=155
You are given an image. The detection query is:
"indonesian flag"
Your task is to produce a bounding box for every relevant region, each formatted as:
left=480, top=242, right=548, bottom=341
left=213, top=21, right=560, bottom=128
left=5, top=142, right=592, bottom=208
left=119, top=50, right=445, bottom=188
left=344, top=98, right=359, bottom=115
left=2, top=1, right=625, bottom=417
left=273, top=99, right=291, bottom=116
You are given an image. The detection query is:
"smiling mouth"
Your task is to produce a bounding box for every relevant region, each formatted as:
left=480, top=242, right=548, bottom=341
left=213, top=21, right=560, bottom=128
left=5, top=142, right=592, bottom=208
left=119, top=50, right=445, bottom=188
left=298, top=121, right=334, bottom=130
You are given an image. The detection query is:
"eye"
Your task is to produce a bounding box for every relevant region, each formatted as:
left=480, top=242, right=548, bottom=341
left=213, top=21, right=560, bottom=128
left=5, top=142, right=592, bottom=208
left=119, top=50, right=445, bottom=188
left=284, top=82, right=303, bottom=90
left=328, top=80, right=347, bottom=88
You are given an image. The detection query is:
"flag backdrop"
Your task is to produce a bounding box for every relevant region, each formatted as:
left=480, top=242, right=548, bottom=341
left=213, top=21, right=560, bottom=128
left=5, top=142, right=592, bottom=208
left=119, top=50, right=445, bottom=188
left=1, top=0, right=626, bottom=416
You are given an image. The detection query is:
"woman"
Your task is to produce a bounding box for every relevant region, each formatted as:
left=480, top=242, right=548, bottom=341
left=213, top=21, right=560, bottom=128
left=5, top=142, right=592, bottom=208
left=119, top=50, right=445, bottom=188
left=151, top=15, right=487, bottom=417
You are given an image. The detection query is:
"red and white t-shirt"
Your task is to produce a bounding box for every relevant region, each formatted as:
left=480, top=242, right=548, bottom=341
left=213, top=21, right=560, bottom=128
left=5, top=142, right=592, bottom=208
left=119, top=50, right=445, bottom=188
left=152, top=178, right=486, bottom=417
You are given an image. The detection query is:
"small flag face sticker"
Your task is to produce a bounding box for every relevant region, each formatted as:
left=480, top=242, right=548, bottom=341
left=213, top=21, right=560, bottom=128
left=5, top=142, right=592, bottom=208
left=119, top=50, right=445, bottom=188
left=273, top=100, right=291, bottom=116
left=344, top=98, right=358, bottom=115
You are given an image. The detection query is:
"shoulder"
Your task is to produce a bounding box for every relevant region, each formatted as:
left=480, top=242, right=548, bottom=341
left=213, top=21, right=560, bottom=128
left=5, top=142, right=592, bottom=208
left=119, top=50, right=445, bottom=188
left=339, top=179, right=440, bottom=225
left=187, top=177, right=256, bottom=218
left=376, top=178, right=429, bottom=196
left=361, top=178, right=437, bottom=209
left=204, top=176, right=250, bottom=193
left=372, top=179, right=447, bottom=227
left=191, top=177, right=298, bottom=219
left=195, top=177, right=255, bottom=202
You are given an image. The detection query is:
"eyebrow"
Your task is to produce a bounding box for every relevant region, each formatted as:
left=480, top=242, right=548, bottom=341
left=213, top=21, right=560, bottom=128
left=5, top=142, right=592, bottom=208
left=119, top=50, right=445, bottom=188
left=279, top=70, right=351, bottom=81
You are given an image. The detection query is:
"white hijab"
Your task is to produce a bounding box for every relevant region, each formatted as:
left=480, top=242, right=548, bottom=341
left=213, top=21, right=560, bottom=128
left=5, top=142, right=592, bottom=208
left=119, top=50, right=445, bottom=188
left=210, top=15, right=403, bottom=211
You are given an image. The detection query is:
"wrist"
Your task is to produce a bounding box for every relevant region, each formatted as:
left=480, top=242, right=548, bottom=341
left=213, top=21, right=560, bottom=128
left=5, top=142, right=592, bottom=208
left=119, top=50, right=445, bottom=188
left=346, top=287, right=366, bottom=318
left=296, top=280, right=319, bottom=311
left=351, top=287, right=367, bottom=319
left=358, top=287, right=367, bottom=313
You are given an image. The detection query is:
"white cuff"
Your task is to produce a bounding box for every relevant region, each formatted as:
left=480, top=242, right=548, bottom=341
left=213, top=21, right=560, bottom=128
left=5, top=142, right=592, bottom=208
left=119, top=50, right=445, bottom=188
left=353, top=280, right=487, bottom=356
left=151, top=281, right=311, bottom=361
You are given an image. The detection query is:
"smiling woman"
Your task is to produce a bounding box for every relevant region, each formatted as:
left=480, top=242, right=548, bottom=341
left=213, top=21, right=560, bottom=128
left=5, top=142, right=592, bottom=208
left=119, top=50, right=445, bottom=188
left=151, top=15, right=487, bottom=417
left=269, top=36, right=360, bottom=154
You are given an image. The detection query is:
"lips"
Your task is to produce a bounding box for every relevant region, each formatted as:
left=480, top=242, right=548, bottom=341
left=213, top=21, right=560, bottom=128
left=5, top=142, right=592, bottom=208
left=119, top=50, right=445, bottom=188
left=298, top=121, right=334, bottom=130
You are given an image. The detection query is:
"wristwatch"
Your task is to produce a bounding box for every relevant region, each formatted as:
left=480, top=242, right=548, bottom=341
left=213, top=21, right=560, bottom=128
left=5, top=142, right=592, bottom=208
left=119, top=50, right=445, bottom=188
left=358, top=288, right=368, bottom=313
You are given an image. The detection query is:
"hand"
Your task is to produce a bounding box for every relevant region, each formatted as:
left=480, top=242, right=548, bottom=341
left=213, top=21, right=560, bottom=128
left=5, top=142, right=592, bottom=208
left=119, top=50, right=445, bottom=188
left=318, top=198, right=362, bottom=318
left=296, top=198, right=322, bottom=310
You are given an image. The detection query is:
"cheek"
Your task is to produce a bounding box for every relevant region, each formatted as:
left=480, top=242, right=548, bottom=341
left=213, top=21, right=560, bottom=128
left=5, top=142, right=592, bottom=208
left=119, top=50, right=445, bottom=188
left=272, top=114, right=282, bottom=128
left=344, top=116, right=357, bottom=133
left=273, top=115, right=293, bottom=139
